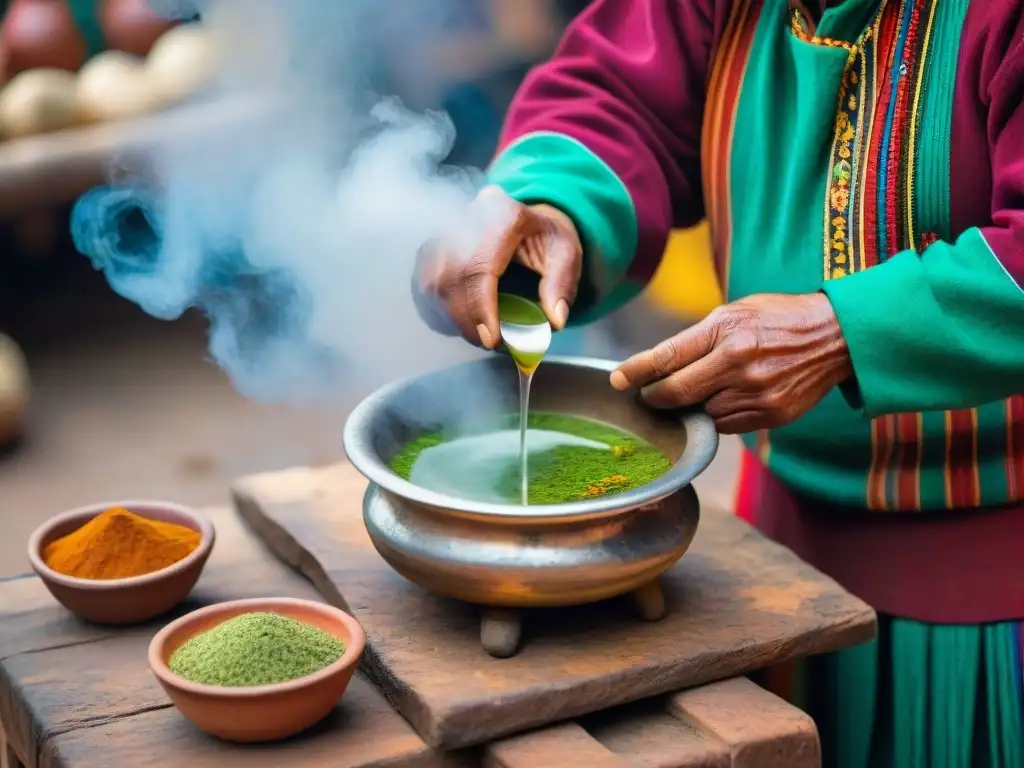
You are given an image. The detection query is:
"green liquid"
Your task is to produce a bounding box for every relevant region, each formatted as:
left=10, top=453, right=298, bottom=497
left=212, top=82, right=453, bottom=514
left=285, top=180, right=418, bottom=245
left=497, top=294, right=548, bottom=373
left=497, top=293, right=551, bottom=504
left=389, top=412, right=672, bottom=505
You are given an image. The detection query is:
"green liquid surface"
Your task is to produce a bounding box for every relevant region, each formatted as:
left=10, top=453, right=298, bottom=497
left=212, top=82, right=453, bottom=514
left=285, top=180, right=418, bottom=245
left=389, top=412, right=672, bottom=505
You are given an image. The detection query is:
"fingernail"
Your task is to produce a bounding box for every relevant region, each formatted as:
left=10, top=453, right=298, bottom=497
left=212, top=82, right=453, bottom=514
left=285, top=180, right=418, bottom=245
left=477, top=324, right=494, bottom=349
left=609, top=370, right=629, bottom=391
left=554, top=299, right=569, bottom=329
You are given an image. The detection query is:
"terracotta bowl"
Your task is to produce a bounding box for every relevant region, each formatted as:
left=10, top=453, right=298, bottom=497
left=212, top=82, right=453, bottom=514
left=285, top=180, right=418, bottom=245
left=27, top=501, right=215, bottom=624
left=148, top=597, right=366, bottom=742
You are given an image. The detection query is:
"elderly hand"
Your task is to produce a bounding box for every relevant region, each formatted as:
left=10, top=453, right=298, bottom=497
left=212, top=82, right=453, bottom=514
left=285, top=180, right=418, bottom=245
left=412, top=186, right=583, bottom=349
left=610, top=293, right=854, bottom=434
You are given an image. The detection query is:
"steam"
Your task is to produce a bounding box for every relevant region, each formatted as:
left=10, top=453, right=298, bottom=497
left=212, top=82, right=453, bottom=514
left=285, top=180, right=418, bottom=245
left=71, top=0, right=491, bottom=406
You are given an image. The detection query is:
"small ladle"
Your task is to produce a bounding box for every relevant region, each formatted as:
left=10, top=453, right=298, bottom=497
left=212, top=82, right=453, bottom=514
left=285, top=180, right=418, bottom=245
left=497, top=293, right=552, bottom=506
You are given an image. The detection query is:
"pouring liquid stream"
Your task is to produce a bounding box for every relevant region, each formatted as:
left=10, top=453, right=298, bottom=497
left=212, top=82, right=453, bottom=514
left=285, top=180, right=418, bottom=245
left=497, top=294, right=552, bottom=505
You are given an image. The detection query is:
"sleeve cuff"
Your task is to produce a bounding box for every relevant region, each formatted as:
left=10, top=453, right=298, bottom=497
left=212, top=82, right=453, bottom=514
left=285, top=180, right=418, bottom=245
left=822, top=251, right=934, bottom=418
left=487, top=131, right=638, bottom=323
left=822, top=228, right=1024, bottom=417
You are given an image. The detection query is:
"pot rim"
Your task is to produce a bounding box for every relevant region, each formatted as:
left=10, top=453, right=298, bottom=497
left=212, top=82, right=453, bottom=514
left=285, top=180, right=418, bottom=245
left=342, top=355, right=719, bottom=520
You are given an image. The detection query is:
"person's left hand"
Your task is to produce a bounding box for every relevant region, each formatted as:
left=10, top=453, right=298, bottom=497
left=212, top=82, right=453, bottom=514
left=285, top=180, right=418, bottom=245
left=609, top=293, right=854, bottom=434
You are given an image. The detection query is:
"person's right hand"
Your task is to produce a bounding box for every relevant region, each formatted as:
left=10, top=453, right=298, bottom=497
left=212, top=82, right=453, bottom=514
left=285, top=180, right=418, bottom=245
left=412, top=185, right=583, bottom=350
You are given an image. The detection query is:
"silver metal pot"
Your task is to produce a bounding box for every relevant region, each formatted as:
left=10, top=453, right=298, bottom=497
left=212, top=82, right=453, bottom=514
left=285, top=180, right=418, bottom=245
left=343, top=356, right=718, bottom=611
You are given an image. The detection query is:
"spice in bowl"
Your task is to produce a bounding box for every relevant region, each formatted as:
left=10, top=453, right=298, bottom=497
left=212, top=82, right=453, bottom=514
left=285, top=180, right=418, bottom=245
left=168, top=611, right=345, bottom=687
left=43, top=506, right=201, bottom=580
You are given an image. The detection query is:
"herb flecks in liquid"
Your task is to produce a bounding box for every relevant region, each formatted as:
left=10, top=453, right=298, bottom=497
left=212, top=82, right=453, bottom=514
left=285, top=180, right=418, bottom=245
left=390, top=412, right=671, bottom=505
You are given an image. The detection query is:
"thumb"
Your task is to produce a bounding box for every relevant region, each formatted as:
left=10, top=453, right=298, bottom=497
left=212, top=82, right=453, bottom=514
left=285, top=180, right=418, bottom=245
left=530, top=206, right=582, bottom=330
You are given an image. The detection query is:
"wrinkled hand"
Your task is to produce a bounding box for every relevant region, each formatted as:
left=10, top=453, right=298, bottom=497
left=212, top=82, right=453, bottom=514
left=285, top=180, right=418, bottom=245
left=412, top=185, right=582, bottom=349
left=610, top=293, right=854, bottom=434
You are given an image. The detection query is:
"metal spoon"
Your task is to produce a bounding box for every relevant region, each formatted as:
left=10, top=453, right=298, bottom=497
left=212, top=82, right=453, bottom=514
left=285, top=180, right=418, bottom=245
left=497, top=293, right=551, bottom=374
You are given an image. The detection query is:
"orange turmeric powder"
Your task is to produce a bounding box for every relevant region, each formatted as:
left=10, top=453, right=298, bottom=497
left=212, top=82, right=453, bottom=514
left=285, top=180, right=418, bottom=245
left=44, top=507, right=200, bottom=580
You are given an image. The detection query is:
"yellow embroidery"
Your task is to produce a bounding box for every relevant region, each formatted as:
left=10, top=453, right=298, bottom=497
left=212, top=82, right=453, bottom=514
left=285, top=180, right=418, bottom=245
left=816, top=2, right=883, bottom=281
left=825, top=48, right=864, bottom=280
left=790, top=8, right=857, bottom=52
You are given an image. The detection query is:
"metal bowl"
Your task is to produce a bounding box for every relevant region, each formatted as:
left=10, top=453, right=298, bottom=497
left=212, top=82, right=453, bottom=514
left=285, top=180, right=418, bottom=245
left=342, top=356, right=718, bottom=608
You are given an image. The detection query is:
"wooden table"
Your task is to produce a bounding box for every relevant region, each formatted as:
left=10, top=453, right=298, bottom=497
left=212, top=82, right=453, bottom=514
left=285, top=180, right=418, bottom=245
left=233, top=464, right=875, bottom=749
left=0, top=503, right=831, bottom=767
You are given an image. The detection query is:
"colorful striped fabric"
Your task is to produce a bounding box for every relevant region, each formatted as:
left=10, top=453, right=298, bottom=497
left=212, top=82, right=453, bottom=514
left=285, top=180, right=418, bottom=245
left=699, top=0, right=1024, bottom=511
left=488, top=0, right=1024, bottom=511
left=737, top=450, right=1024, bottom=767
left=700, top=0, right=761, bottom=293
left=485, top=0, right=1024, bottom=756
left=753, top=619, right=1024, bottom=768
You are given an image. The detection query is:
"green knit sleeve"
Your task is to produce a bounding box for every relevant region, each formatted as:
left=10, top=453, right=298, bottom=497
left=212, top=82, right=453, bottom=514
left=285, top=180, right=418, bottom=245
left=822, top=227, right=1024, bottom=418
left=486, top=131, right=639, bottom=324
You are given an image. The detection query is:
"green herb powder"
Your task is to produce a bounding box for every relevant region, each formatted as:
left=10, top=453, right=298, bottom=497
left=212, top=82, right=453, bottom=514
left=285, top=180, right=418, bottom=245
left=390, top=412, right=672, bottom=505
left=168, top=611, right=345, bottom=687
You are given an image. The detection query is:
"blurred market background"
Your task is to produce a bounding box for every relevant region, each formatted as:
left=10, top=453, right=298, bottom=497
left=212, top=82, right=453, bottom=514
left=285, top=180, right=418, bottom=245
left=0, top=0, right=737, bottom=575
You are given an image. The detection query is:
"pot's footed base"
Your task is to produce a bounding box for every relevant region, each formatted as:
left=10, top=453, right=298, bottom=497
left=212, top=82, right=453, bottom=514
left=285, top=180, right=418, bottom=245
left=479, top=579, right=666, bottom=658
left=480, top=607, right=522, bottom=658
left=630, top=579, right=666, bottom=621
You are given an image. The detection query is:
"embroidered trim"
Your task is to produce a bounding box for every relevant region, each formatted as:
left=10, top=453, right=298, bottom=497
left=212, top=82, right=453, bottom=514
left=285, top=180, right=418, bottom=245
left=905, top=0, right=938, bottom=246
left=884, top=0, right=929, bottom=260
left=824, top=46, right=864, bottom=279
left=790, top=8, right=857, bottom=52
left=820, top=3, right=886, bottom=281
left=815, top=0, right=946, bottom=511
left=820, top=0, right=944, bottom=282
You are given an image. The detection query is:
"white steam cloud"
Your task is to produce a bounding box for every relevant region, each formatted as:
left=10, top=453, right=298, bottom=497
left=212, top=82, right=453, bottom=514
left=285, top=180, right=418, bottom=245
left=72, top=0, right=491, bottom=406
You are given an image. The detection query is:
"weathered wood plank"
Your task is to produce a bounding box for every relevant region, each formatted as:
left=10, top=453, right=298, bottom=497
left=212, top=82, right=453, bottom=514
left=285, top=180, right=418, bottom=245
left=483, top=724, right=625, bottom=768
left=0, top=507, right=445, bottom=768
left=233, top=463, right=875, bottom=749
left=581, top=698, right=731, bottom=768
left=0, top=503, right=283, bottom=664
left=31, top=677, right=826, bottom=768
left=0, top=499, right=829, bottom=767
left=669, top=678, right=820, bottom=768
left=39, top=681, right=465, bottom=768
left=0, top=577, right=110, bottom=662
left=483, top=682, right=823, bottom=768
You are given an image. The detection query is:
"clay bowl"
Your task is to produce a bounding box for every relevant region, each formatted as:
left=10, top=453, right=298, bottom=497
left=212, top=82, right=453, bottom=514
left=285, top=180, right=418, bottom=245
left=148, top=597, right=366, bottom=742
left=27, top=501, right=215, bottom=624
